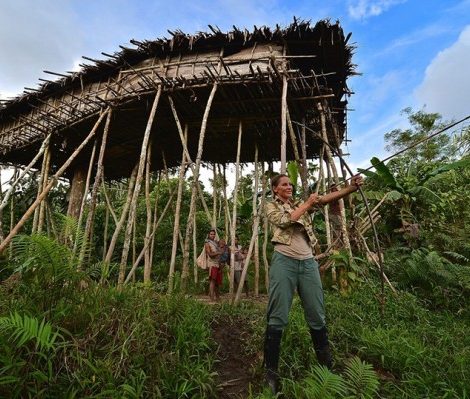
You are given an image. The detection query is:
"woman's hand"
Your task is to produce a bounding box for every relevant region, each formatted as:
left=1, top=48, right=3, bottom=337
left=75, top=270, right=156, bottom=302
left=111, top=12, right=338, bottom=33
left=306, top=193, right=321, bottom=208
left=351, top=175, right=364, bottom=189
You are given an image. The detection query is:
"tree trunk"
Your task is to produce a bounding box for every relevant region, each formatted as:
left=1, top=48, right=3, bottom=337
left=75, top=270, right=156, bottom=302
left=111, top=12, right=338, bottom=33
left=67, top=166, right=88, bottom=221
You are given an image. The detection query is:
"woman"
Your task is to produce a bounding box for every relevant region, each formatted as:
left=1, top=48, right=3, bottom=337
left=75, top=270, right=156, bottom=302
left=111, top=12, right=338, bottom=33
left=205, top=229, right=221, bottom=301
left=263, top=173, right=363, bottom=393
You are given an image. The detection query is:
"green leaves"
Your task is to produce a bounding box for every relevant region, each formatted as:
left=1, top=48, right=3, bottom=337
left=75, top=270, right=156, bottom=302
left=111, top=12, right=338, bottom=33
left=304, top=366, right=347, bottom=398
left=300, top=358, right=379, bottom=399
left=287, top=161, right=300, bottom=189
left=343, top=357, right=380, bottom=399
left=424, top=156, right=470, bottom=180
left=359, top=157, right=403, bottom=192
left=0, top=312, right=61, bottom=352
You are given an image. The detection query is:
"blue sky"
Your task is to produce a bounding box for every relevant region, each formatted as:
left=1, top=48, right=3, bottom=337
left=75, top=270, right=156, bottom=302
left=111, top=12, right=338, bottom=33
left=1, top=0, right=469, bottom=171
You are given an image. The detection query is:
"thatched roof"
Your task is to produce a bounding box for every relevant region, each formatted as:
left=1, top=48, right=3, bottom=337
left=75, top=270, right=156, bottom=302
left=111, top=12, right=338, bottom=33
left=0, top=18, right=356, bottom=179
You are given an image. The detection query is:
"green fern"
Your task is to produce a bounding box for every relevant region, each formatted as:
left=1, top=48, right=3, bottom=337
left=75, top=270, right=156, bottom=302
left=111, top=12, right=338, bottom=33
left=11, top=234, right=73, bottom=275
left=304, top=365, right=347, bottom=399
left=443, top=251, right=469, bottom=264
left=0, top=312, right=61, bottom=352
left=343, top=357, right=379, bottom=399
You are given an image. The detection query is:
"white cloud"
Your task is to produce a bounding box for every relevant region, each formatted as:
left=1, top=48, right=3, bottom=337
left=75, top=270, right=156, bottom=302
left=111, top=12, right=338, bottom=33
left=351, top=70, right=402, bottom=124
left=377, top=23, right=450, bottom=56
left=0, top=0, right=328, bottom=101
left=415, top=25, right=470, bottom=120
left=0, top=1, right=83, bottom=99
left=348, top=0, right=406, bottom=20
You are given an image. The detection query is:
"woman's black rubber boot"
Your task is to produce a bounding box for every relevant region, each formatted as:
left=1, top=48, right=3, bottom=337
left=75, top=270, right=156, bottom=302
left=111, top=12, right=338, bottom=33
left=264, top=326, right=283, bottom=394
left=310, top=326, right=333, bottom=369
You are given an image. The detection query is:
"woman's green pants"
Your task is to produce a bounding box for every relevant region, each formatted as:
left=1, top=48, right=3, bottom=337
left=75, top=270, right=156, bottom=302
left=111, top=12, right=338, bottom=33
left=267, top=251, right=326, bottom=331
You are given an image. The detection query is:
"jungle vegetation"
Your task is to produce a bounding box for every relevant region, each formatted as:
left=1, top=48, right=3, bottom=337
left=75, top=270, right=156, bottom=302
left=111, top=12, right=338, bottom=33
left=0, top=108, right=469, bottom=398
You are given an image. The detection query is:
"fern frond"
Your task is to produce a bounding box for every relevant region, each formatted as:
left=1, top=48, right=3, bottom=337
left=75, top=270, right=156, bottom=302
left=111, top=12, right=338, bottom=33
left=11, top=234, right=72, bottom=278
left=304, top=365, right=347, bottom=399
left=443, top=251, right=469, bottom=264
left=343, top=357, right=379, bottom=399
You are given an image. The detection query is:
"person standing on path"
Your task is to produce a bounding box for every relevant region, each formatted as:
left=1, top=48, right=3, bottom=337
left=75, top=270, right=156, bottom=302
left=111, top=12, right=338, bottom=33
left=232, top=236, right=249, bottom=297
left=205, top=229, right=221, bottom=302
left=263, top=173, right=364, bottom=394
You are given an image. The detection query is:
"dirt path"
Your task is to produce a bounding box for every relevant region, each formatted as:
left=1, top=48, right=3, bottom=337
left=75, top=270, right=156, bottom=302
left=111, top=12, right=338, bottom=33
left=194, top=294, right=268, bottom=397
left=211, top=317, right=259, bottom=398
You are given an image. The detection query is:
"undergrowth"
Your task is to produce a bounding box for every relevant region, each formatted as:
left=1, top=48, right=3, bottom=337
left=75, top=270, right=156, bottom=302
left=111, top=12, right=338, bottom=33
left=0, top=234, right=469, bottom=398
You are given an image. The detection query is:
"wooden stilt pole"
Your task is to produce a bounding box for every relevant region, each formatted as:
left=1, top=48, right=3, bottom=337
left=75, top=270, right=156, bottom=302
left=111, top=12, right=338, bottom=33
left=300, top=117, right=309, bottom=199
left=149, top=173, right=161, bottom=266
left=286, top=109, right=309, bottom=199
left=119, top=88, right=162, bottom=284
left=78, top=109, right=112, bottom=268
left=261, top=162, right=270, bottom=292
left=319, top=151, right=335, bottom=281
left=101, top=179, right=118, bottom=225
left=143, top=141, right=153, bottom=283
left=212, top=164, right=217, bottom=230
left=72, top=139, right=97, bottom=250
left=0, top=134, right=51, bottom=213
left=221, top=164, right=231, bottom=238
left=132, top=217, right=137, bottom=282
left=229, top=121, right=243, bottom=295
left=32, top=146, right=49, bottom=234
left=253, top=151, right=259, bottom=297
left=123, top=186, right=176, bottom=283
left=103, top=204, right=109, bottom=261
left=104, top=163, right=138, bottom=263
left=181, top=83, right=218, bottom=292
left=0, top=110, right=109, bottom=254
left=46, top=201, right=57, bottom=237
left=37, top=141, right=51, bottom=233
left=168, top=94, right=215, bottom=228
left=9, top=168, right=17, bottom=258
left=280, top=74, right=288, bottom=174
left=193, top=211, right=198, bottom=284
left=0, top=170, right=4, bottom=241
left=234, top=161, right=261, bottom=304
left=168, top=129, right=188, bottom=293
left=317, top=102, right=352, bottom=255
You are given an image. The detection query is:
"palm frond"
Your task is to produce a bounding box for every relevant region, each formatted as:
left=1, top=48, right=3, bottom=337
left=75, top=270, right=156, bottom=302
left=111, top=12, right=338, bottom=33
left=0, top=312, right=62, bottom=352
